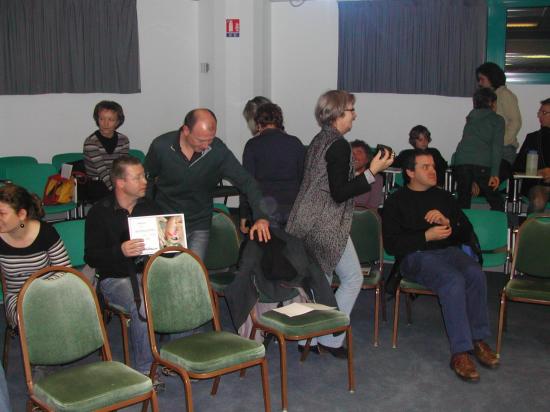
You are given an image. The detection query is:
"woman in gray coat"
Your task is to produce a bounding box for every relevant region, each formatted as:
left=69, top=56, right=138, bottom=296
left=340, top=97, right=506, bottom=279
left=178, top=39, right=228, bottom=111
left=286, top=90, right=393, bottom=356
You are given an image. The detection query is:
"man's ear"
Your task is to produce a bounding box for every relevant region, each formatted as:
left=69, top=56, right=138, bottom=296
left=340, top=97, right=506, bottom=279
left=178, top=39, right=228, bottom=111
left=405, top=169, right=414, bottom=180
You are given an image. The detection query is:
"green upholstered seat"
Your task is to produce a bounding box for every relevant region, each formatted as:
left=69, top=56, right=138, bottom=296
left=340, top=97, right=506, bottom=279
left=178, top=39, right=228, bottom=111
left=160, top=331, right=265, bottom=374
left=51, top=153, right=84, bottom=172
left=17, top=267, right=157, bottom=411
left=259, top=309, right=349, bottom=337
left=143, top=247, right=270, bottom=412
left=0, top=156, right=38, bottom=179
left=497, top=215, right=550, bottom=357
left=53, top=220, right=86, bottom=268
left=34, top=361, right=152, bottom=412
left=399, top=278, right=431, bottom=291
left=208, top=271, right=237, bottom=293
left=128, top=149, right=146, bottom=162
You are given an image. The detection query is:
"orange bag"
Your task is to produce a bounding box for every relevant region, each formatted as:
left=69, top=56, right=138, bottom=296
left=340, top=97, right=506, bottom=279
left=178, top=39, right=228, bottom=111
left=43, top=174, right=75, bottom=205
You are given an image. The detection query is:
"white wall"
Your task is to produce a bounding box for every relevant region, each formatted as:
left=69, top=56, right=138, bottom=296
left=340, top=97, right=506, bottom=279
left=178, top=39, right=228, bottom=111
left=271, top=0, right=550, bottom=161
left=0, top=0, right=200, bottom=162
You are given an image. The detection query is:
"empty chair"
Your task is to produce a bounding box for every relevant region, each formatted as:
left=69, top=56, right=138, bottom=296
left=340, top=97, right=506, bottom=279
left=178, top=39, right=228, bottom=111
left=0, top=156, right=38, bottom=179
left=51, top=153, right=84, bottom=172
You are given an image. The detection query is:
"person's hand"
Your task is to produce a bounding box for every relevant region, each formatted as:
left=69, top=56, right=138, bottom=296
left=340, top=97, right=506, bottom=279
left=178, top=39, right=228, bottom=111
left=471, top=182, right=480, bottom=197
left=239, top=218, right=250, bottom=234
left=488, top=176, right=500, bottom=190
left=538, top=167, right=550, bottom=183
left=425, top=225, right=452, bottom=242
left=369, top=149, right=395, bottom=175
left=121, top=239, right=145, bottom=257
left=249, top=219, right=271, bottom=242
left=424, top=209, right=450, bottom=227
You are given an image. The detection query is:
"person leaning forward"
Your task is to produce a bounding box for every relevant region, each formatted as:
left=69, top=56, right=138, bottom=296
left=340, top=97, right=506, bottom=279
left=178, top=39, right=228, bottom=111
left=145, top=108, right=270, bottom=259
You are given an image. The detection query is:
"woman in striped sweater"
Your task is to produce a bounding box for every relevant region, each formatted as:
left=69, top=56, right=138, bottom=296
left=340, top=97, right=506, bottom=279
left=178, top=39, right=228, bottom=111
left=0, top=185, right=70, bottom=327
left=83, top=100, right=130, bottom=201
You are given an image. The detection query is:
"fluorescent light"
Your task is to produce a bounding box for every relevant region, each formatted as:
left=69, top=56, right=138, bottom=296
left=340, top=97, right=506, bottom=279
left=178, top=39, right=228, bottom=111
left=507, top=22, right=538, bottom=28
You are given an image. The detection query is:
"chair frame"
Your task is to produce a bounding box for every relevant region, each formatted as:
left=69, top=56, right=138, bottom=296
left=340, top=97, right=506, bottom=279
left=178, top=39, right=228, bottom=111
left=0, top=271, right=17, bottom=373
left=102, top=301, right=131, bottom=366
left=496, top=213, right=550, bottom=357
left=17, top=266, right=158, bottom=412
left=249, top=302, right=355, bottom=412
left=142, top=247, right=271, bottom=412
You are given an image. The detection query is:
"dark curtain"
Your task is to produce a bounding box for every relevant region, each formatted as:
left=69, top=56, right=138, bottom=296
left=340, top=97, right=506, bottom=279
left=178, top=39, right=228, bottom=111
left=337, top=0, right=487, bottom=97
left=0, top=0, right=140, bottom=95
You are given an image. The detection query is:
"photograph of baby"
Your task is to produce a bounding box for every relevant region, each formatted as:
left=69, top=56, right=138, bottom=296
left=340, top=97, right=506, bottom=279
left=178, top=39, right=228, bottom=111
left=128, top=213, right=187, bottom=255
left=158, top=215, right=185, bottom=248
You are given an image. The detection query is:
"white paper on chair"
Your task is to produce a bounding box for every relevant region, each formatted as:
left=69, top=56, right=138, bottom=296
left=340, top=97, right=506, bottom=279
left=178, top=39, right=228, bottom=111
left=272, top=302, right=336, bottom=317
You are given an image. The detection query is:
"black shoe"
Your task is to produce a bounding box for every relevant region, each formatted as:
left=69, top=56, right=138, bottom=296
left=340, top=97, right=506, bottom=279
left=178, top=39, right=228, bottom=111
left=318, top=343, right=348, bottom=359
left=298, top=344, right=320, bottom=355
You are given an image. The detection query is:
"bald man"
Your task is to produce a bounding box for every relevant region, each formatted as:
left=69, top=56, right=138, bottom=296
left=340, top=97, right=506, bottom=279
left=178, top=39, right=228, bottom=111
left=145, top=109, right=270, bottom=259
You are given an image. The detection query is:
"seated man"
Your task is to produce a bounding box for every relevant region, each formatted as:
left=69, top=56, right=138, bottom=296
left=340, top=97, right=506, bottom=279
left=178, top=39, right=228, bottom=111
left=351, top=140, right=383, bottom=209
left=84, top=155, right=161, bottom=379
left=383, top=149, right=499, bottom=382
left=514, top=98, right=550, bottom=213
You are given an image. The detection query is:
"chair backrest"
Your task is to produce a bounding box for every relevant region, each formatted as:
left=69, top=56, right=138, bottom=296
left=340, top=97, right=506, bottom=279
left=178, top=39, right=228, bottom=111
left=0, top=156, right=38, bottom=179
left=203, top=211, right=240, bottom=270
left=350, top=209, right=383, bottom=268
left=53, top=220, right=86, bottom=267
left=18, top=267, right=107, bottom=366
left=144, top=248, right=215, bottom=334
left=462, top=209, right=508, bottom=267
left=129, top=149, right=145, bottom=162
left=51, top=153, right=84, bottom=171
left=512, top=214, right=550, bottom=278
left=4, top=163, right=57, bottom=199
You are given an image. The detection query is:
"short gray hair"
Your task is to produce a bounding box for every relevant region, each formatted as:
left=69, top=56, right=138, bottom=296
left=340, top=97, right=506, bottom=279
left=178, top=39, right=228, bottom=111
left=314, top=90, right=355, bottom=127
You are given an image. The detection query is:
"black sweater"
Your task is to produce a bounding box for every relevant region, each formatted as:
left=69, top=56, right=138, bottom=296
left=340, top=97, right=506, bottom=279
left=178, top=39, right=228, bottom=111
left=382, top=186, right=472, bottom=260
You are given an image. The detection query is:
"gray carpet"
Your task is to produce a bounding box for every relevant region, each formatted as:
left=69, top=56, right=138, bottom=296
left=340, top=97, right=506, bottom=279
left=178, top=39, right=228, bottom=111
left=3, top=270, right=550, bottom=412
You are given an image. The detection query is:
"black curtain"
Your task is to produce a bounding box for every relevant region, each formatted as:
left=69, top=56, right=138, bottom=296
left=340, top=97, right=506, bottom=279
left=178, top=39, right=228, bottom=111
left=337, top=0, right=487, bottom=97
left=0, top=0, right=140, bottom=95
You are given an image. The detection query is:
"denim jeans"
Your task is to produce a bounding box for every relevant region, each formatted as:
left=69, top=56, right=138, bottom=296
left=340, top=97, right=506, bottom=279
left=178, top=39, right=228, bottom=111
left=187, top=229, right=210, bottom=261
left=100, top=275, right=152, bottom=374
left=0, top=364, right=10, bottom=412
left=401, top=247, right=490, bottom=354
left=303, top=237, right=363, bottom=348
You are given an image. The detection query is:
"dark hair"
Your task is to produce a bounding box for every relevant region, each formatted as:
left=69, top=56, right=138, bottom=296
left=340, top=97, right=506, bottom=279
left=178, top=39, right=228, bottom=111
left=183, top=108, right=217, bottom=131
left=408, top=125, right=432, bottom=147
left=315, top=90, right=355, bottom=127
left=350, top=140, right=371, bottom=158
left=473, top=87, right=497, bottom=110
left=0, top=184, right=44, bottom=220
left=255, top=103, right=284, bottom=130
left=110, top=155, right=142, bottom=184
left=93, top=100, right=125, bottom=128
left=541, top=98, right=550, bottom=106
left=476, top=62, right=506, bottom=89
left=402, top=149, right=433, bottom=184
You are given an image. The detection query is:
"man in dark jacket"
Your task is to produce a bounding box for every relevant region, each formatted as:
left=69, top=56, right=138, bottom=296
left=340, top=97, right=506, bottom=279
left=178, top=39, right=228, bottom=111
left=145, top=108, right=270, bottom=259
left=383, top=149, right=499, bottom=382
left=514, top=98, right=550, bottom=213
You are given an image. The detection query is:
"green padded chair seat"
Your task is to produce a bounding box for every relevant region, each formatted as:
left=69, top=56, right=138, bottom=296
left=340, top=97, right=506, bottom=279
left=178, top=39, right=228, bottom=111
left=505, top=278, right=550, bottom=301
left=160, top=331, right=265, bottom=374
left=400, top=278, right=431, bottom=291
left=44, top=202, right=77, bottom=215
left=33, top=361, right=152, bottom=412
left=332, top=267, right=381, bottom=287
left=209, top=271, right=237, bottom=293
left=259, top=309, right=349, bottom=337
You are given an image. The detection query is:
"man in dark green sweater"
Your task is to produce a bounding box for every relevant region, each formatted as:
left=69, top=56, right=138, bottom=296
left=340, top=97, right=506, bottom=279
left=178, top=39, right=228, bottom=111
left=145, top=109, right=270, bottom=259
left=383, top=149, right=499, bottom=382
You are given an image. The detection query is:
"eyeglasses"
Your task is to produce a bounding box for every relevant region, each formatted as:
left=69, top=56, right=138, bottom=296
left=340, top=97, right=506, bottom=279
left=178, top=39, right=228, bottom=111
left=345, top=108, right=355, bottom=112
left=538, top=110, right=550, bottom=116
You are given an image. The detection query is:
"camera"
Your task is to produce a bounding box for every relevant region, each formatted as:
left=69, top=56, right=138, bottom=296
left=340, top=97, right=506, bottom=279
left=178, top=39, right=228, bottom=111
left=375, top=144, right=393, bottom=158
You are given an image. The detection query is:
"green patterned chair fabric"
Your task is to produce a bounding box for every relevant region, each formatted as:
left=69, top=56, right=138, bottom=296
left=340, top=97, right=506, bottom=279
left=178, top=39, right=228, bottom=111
left=17, top=267, right=156, bottom=411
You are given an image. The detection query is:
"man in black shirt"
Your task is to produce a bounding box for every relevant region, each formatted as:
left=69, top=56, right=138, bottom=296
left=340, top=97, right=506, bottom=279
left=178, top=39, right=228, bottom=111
left=383, top=149, right=499, bottom=382
left=85, top=155, right=160, bottom=376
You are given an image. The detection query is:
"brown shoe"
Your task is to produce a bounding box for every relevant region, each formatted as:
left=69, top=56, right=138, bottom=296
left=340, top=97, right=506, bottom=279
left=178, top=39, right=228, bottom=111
left=450, top=353, right=480, bottom=382
left=473, top=341, right=500, bottom=369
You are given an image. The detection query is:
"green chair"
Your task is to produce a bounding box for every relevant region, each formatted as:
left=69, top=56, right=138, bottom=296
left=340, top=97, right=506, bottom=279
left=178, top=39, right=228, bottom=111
left=4, top=163, right=77, bottom=220
left=17, top=266, right=158, bottom=412
left=142, top=247, right=271, bottom=412
left=249, top=285, right=355, bottom=411
left=53, top=220, right=85, bottom=268
left=496, top=214, right=550, bottom=357
left=51, top=153, right=84, bottom=172
left=129, top=149, right=146, bottom=162
left=203, top=210, right=241, bottom=308
left=462, top=208, right=510, bottom=272
left=0, top=156, right=38, bottom=179
left=332, top=209, right=384, bottom=346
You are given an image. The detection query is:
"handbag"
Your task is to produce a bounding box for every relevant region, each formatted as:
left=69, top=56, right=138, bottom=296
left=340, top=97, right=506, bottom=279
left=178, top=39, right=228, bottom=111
left=43, top=174, right=75, bottom=205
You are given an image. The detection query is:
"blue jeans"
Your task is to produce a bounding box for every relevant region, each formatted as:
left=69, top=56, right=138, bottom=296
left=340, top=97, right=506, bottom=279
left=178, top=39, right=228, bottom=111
left=0, top=364, right=10, bottom=412
left=100, top=275, right=152, bottom=374
left=305, top=237, right=363, bottom=348
left=187, top=229, right=210, bottom=261
left=401, top=247, right=490, bottom=354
